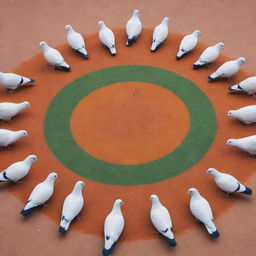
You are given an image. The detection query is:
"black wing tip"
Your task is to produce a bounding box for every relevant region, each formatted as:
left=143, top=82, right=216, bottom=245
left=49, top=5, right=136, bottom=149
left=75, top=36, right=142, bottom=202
left=20, top=208, right=33, bottom=216
left=242, top=187, right=253, bottom=195
left=58, top=226, right=67, bottom=234
left=126, top=38, right=136, bottom=46
left=210, top=230, right=220, bottom=239
left=193, top=64, right=202, bottom=69
left=176, top=55, right=182, bottom=60
left=102, top=242, right=116, bottom=256
left=102, top=247, right=113, bottom=256
left=59, top=66, right=71, bottom=72
left=228, top=86, right=234, bottom=91
left=76, top=50, right=89, bottom=59
left=29, top=79, right=36, bottom=83
left=208, top=76, right=215, bottom=82
left=166, top=238, right=177, bottom=247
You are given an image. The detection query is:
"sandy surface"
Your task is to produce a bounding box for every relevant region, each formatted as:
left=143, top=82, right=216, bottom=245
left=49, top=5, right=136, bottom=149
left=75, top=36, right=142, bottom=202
left=0, top=0, right=256, bottom=255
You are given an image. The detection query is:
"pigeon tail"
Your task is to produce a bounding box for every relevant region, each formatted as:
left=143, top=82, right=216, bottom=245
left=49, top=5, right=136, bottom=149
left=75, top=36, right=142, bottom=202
left=59, top=65, right=71, bottom=72
left=241, top=187, right=252, bottom=195
left=58, top=226, right=67, bottom=234
left=109, top=47, right=116, bottom=55
left=126, top=36, right=137, bottom=46
left=210, top=230, right=220, bottom=239
left=229, top=84, right=242, bottom=91
left=29, top=79, right=36, bottom=83
left=59, top=217, right=71, bottom=233
left=22, top=77, right=35, bottom=85
left=151, top=41, right=161, bottom=52
left=76, top=48, right=89, bottom=59
left=20, top=208, right=33, bottom=216
left=176, top=49, right=186, bottom=59
left=208, top=75, right=217, bottom=82
left=102, top=243, right=116, bottom=256
left=165, top=237, right=177, bottom=247
left=193, top=60, right=206, bottom=69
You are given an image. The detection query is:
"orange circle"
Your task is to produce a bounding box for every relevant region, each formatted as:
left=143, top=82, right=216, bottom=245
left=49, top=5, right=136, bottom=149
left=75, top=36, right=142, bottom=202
left=71, top=82, right=190, bottom=164
left=3, top=29, right=255, bottom=242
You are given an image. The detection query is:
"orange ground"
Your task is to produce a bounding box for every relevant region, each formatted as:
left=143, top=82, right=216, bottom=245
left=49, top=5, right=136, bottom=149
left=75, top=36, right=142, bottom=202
left=71, top=81, right=189, bottom=164
left=1, top=1, right=256, bottom=256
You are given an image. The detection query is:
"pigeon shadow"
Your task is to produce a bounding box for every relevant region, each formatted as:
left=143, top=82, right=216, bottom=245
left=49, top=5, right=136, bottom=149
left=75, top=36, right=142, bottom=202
left=0, top=181, right=17, bottom=191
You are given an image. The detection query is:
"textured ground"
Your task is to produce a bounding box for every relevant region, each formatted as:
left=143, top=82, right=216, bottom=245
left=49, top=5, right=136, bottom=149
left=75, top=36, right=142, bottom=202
left=0, top=1, right=256, bottom=256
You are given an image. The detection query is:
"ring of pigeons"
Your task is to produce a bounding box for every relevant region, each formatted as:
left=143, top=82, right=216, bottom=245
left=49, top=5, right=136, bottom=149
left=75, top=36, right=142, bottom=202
left=0, top=9, right=255, bottom=256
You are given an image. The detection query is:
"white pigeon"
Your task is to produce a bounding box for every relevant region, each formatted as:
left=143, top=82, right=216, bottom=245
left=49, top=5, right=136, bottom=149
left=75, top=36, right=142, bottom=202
left=20, top=172, right=58, bottom=216
left=206, top=168, right=252, bottom=195
left=0, top=155, right=37, bottom=182
left=227, top=105, right=256, bottom=124
left=193, top=42, right=224, bottom=69
left=126, top=9, right=142, bottom=46
left=151, top=17, right=170, bottom=52
left=59, top=181, right=85, bottom=234
left=65, top=25, right=89, bottom=59
left=0, top=101, right=30, bottom=121
left=150, top=195, right=176, bottom=247
left=229, top=76, right=256, bottom=95
left=98, top=21, right=116, bottom=55
left=176, top=30, right=201, bottom=59
left=0, top=72, right=35, bottom=91
left=0, top=129, right=28, bottom=147
left=226, top=135, right=256, bottom=155
left=188, top=188, right=220, bottom=238
left=103, top=199, right=124, bottom=256
left=208, top=57, right=245, bottom=81
left=39, top=41, right=71, bottom=71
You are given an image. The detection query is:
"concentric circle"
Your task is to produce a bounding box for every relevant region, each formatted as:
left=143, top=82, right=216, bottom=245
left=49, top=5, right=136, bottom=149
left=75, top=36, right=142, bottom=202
left=4, top=29, right=254, bottom=241
left=44, top=65, right=217, bottom=185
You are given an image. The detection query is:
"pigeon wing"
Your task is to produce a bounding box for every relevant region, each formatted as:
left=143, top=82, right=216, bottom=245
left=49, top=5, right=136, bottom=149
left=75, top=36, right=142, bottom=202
left=67, top=31, right=85, bottom=50
left=99, top=28, right=115, bottom=48
left=126, top=17, right=142, bottom=39
left=104, top=212, right=124, bottom=247
left=150, top=205, right=174, bottom=238
left=45, top=47, right=64, bottom=65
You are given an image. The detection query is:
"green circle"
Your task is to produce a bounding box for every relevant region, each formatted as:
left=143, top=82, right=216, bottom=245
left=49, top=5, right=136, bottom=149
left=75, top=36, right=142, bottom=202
left=44, top=65, right=216, bottom=185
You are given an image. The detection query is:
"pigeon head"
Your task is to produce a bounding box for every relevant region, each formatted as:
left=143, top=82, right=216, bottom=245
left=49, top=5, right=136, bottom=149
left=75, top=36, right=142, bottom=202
left=65, top=24, right=73, bottom=31
left=150, top=194, right=159, bottom=201
left=206, top=168, right=218, bottom=175
left=39, top=41, right=48, bottom=48
left=75, top=181, right=85, bottom=190
left=48, top=172, right=58, bottom=180
left=216, top=42, right=225, bottom=50
left=98, top=21, right=105, bottom=28
left=227, top=110, right=235, bottom=117
left=114, top=199, right=123, bottom=206
left=162, top=17, right=170, bottom=24
left=133, top=9, right=140, bottom=16
left=237, top=57, right=245, bottom=65
left=225, top=139, right=236, bottom=145
left=26, top=155, right=38, bottom=162
left=193, top=30, right=201, bottom=37
left=19, top=130, right=28, bottom=137
left=187, top=188, right=198, bottom=195
left=22, top=101, right=30, bottom=108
